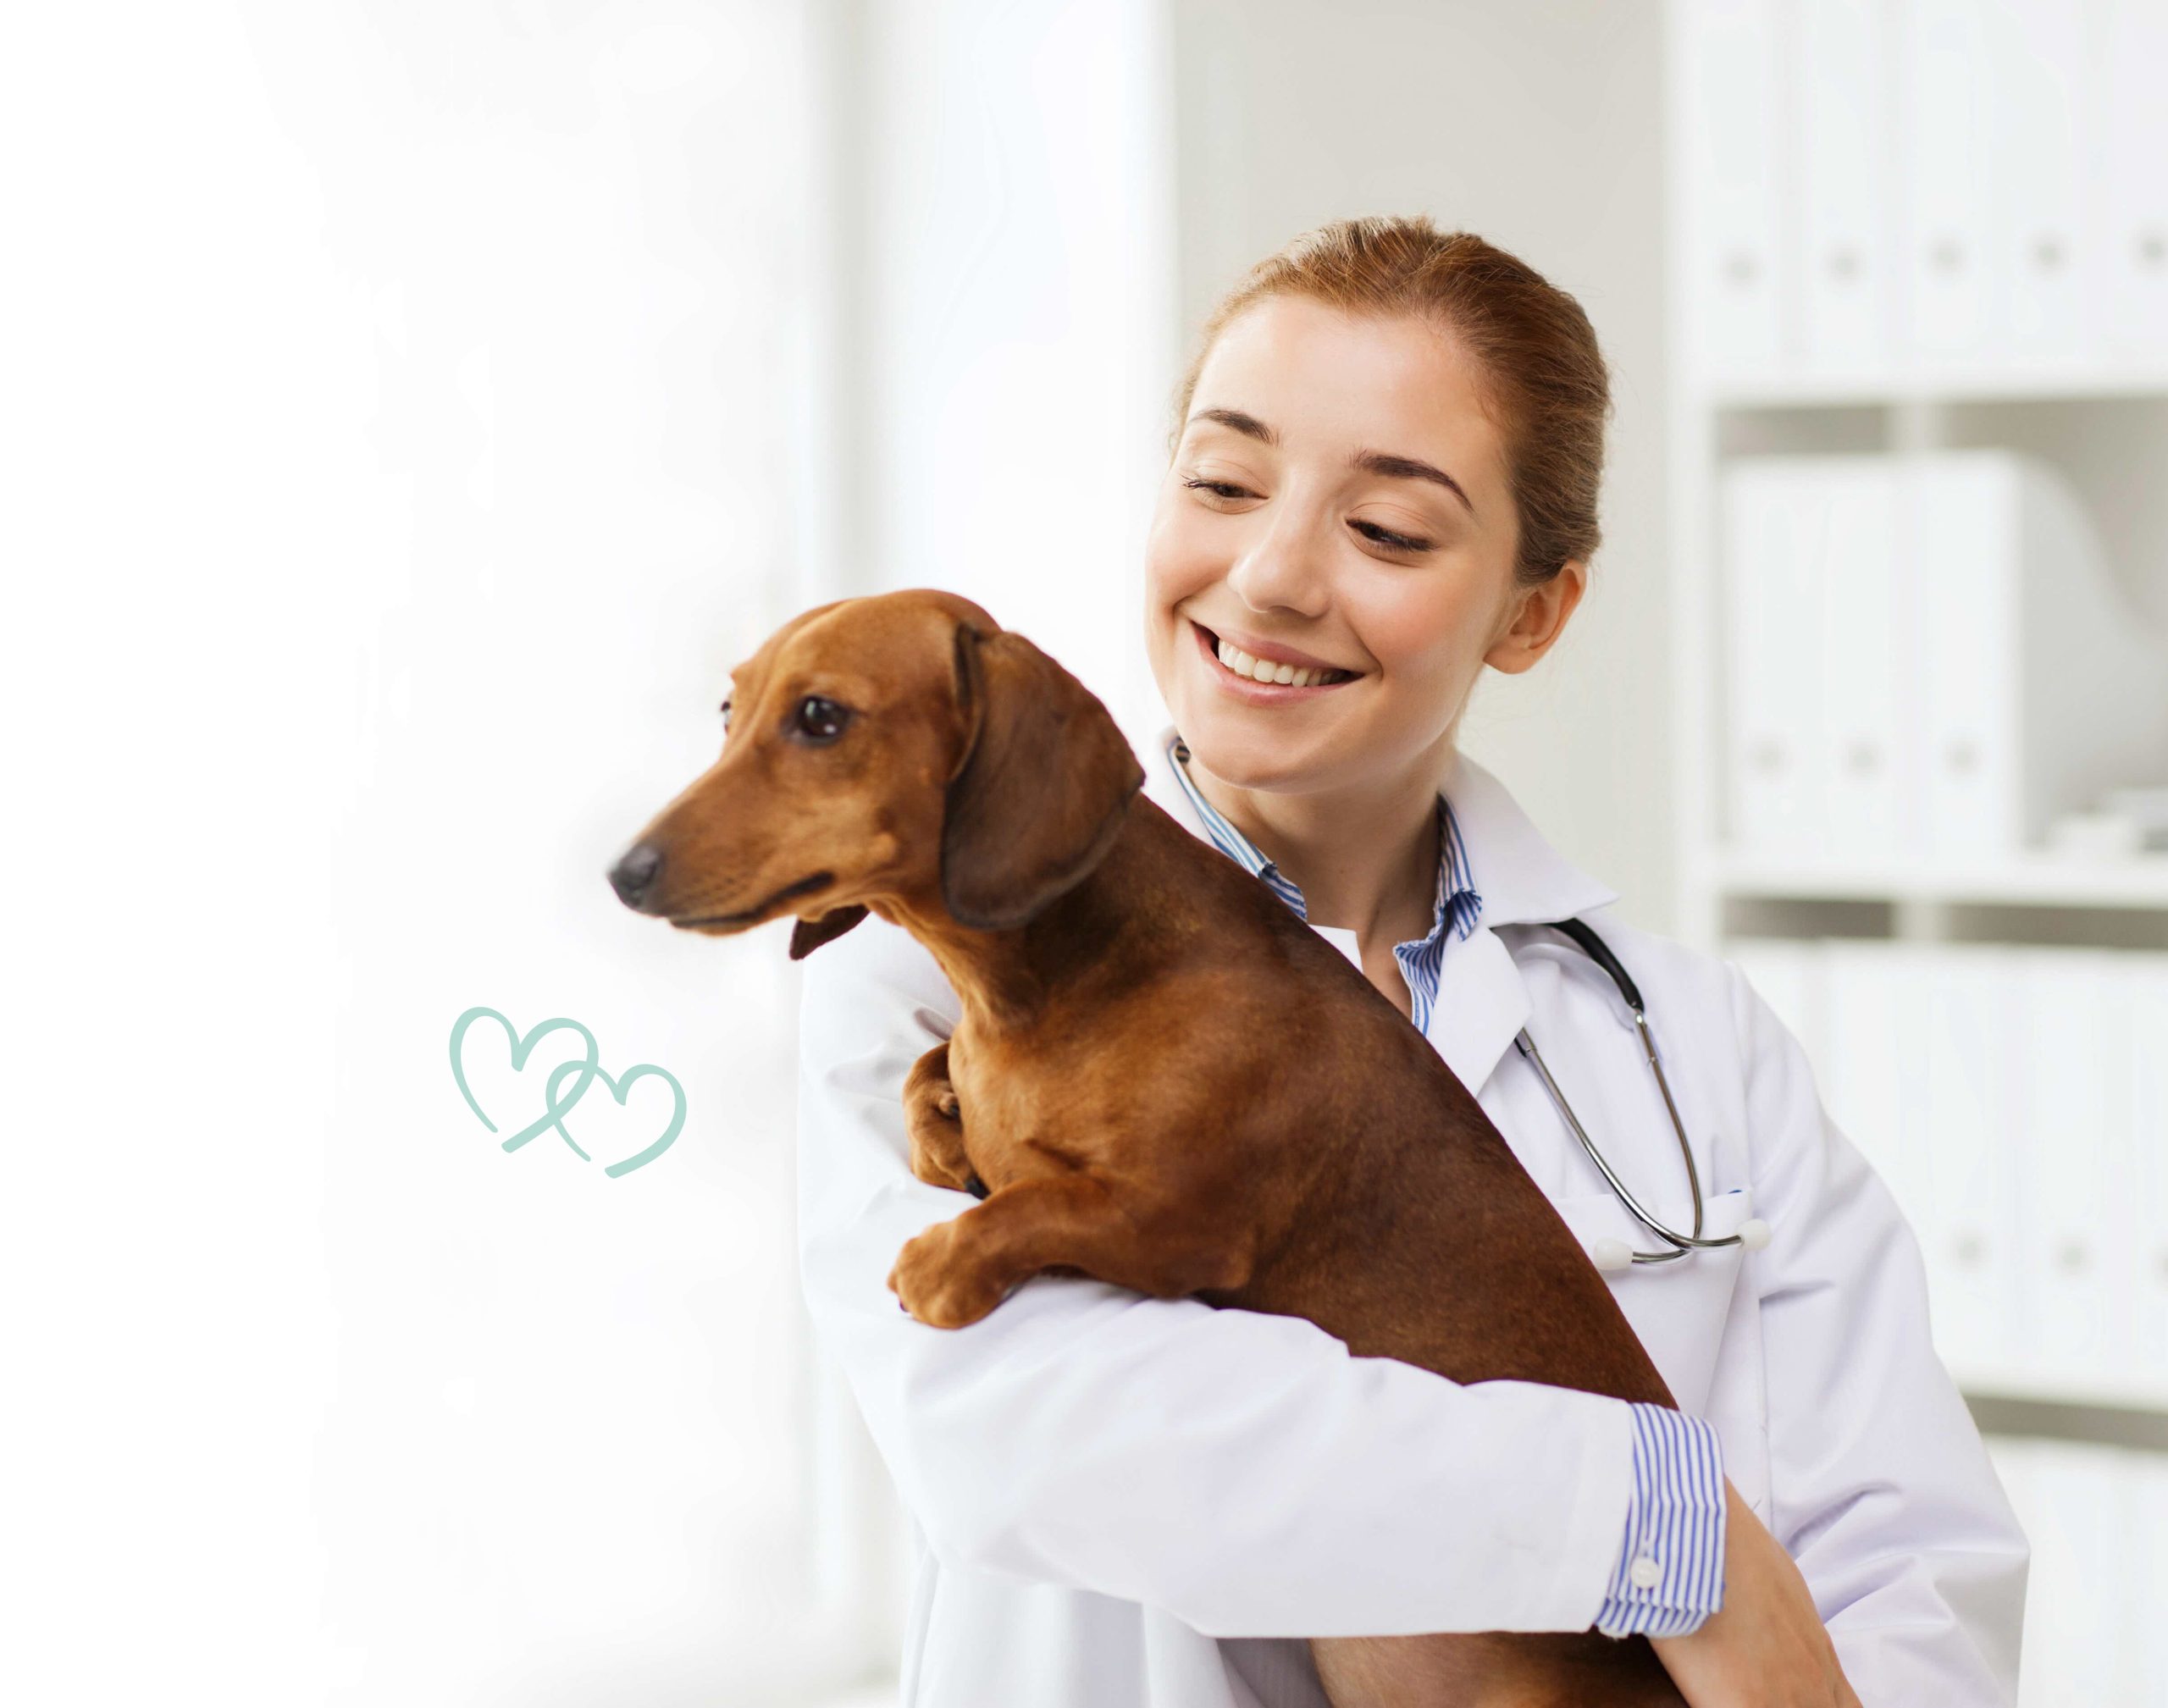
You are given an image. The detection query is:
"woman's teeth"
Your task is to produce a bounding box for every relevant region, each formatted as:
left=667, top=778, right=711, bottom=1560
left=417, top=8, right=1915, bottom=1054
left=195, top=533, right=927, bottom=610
left=1213, top=635, right=1355, bottom=688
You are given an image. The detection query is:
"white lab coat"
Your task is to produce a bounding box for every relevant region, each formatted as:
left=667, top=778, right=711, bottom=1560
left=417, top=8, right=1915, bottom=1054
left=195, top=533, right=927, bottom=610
left=794, top=723, right=2029, bottom=1706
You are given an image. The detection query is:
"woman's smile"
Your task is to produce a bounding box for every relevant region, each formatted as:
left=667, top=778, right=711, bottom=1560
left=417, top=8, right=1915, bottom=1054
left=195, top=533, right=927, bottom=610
left=1188, top=616, right=1363, bottom=704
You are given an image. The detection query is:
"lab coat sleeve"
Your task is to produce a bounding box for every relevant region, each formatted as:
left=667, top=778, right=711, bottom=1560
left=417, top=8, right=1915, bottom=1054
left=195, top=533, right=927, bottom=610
left=1730, top=965, right=2030, bottom=1705
left=794, top=914, right=1645, bottom=1639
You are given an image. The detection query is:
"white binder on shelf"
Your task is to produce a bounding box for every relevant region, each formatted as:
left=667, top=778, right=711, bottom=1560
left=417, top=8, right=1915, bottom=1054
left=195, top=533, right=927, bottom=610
left=1982, top=1436, right=2048, bottom=1708
left=2102, top=0, right=2168, bottom=364
left=1818, top=942, right=1933, bottom=1230
left=1678, top=0, right=1789, bottom=384
left=2129, top=953, right=2168, bottom=1384
left=1792, top=0, right=1896, bottom=379
left=1917, top=944, right=2023, bottom=1377
left=1814, top=461, right=1911, bottom=862
left=2018, top=1442, right=2141, bottom=1704
left=2013, top=949, right=2134, bottom=1385
left=1723, top=937, right=1822, bottom=1070
left=1911, top=451, right=2012, bottom=863
left=1897, top=0, right=2000, bottom=373
left=1720, top=456, right=1921, bottom=864
left=1981, top=1430, right=2033, bottom=1528
left=1723, top=451, right=2167, bottom=867
left=1988, top=0, right=2099, bottom=373
left=1911, top=451, right=2168, bottom=862
left=1683, top=0, right=2168, bottom=381
left=1721, top=461, right=1833, bottom=860
left=2137, top=1448, right=2168, bottom=1704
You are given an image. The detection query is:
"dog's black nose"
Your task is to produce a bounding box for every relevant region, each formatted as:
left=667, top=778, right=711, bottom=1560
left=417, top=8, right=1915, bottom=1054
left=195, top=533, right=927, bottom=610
left=609, top=843, right=665, bottom=909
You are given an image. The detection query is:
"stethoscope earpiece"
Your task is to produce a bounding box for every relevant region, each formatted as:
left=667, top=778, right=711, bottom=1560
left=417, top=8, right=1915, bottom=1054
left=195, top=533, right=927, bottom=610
left=1522, top=917, right=1774, bottom=1269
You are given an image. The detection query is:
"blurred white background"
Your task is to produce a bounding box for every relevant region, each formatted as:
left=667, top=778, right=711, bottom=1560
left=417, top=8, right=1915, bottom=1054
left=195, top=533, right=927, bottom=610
left=3, top=2, right=2164, bottom=1704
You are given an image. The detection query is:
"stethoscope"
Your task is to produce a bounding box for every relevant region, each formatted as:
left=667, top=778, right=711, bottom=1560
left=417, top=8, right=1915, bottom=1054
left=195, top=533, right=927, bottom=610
left=1517, top=916, right=1772, bottom=1272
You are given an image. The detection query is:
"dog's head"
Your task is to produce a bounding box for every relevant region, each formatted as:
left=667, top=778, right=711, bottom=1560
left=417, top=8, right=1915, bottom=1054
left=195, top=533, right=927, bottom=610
left=608, top=589, right=1146, bottom=955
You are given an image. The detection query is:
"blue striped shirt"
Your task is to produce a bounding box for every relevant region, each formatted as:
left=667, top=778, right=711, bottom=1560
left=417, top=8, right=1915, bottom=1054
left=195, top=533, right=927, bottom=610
left=1165, top=732, right=1481, bottom=1033
left=1165, top=729, right=1728, bottom=1639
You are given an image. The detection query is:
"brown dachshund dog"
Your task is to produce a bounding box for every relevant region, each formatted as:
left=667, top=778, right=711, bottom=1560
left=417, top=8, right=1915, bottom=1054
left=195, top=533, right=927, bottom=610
left=611, top=587, right=1690, bottom=1706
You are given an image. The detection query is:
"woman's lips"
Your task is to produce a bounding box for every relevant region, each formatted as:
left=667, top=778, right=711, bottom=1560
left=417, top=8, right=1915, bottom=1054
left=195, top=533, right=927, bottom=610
left=1189, top=619, right=1361, bottom=702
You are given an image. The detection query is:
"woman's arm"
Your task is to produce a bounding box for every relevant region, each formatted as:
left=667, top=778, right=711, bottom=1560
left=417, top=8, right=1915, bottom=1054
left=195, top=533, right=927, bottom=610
left=1662, top=965, right=2030, bottom=1703
left=795, top=912, right=1673, bottom=1639
left=1652, top=1479, right=1861, bottom=1707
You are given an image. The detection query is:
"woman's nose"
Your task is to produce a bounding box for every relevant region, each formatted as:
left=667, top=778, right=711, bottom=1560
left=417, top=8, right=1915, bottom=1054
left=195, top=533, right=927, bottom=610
left=1223, top=505, right=1333, bottom=615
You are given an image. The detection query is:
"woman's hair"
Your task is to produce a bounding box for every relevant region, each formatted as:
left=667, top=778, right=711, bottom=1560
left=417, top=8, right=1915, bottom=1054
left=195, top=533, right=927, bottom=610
left=1168, top=216, right=1611, bottom=588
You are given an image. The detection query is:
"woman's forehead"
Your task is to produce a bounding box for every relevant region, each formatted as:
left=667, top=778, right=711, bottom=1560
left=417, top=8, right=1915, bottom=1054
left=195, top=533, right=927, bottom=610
left=1187, top=298, right=1505, bottom=489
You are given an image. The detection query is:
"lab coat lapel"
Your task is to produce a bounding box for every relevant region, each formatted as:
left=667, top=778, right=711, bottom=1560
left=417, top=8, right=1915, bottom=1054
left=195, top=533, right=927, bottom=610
left=1424, top=926, right=1533, bottom=1096
left=1136, top=724, right=1618, bottom=1095
left=1425, top=745, right=1620, bottom=1093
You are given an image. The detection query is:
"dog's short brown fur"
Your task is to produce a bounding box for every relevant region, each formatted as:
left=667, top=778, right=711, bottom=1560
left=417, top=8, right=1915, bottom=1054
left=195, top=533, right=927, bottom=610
left=614, top=589, right=1690, bottom=1706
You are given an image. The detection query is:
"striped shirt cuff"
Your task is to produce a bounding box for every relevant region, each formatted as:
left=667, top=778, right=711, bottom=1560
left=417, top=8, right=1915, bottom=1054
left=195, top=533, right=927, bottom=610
left=1592, top=1404, right=1727, bottom=1638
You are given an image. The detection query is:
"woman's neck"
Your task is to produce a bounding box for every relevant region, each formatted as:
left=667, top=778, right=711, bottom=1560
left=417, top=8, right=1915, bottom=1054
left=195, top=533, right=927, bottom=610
left=1179, top=738, right=1454, bottom=948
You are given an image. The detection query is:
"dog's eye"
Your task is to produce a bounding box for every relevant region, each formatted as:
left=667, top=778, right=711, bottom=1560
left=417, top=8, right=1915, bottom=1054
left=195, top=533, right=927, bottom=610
left=795, top=694, right=849, bottom=743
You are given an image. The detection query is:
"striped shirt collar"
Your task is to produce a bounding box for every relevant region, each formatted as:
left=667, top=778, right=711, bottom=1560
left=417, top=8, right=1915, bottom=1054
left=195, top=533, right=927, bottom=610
left=1160, top=729, right=1480, bottom=1034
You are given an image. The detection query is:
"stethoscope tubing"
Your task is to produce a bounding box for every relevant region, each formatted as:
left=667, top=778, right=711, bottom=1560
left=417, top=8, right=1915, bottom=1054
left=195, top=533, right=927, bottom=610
left=1515, top=916, right=1765, bottom=1267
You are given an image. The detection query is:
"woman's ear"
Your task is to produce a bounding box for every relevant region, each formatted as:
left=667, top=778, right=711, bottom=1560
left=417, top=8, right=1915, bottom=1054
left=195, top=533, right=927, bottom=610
left=1485, top=559, right=1587, bottom=675
left=941, top=624, right=1146, bottom=930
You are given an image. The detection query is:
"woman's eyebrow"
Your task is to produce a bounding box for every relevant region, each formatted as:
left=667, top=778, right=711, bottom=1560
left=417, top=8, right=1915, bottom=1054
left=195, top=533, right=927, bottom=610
left=1352, top=449, right=1474, bottom=517
left=1189, top=406, right=1278, bottom=445
left=1187, top=407, right=1474, bottom=517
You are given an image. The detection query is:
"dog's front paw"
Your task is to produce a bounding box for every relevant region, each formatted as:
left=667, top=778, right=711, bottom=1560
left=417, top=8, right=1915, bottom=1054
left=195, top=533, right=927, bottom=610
left=887, top=1220, right=1008, bottom=1329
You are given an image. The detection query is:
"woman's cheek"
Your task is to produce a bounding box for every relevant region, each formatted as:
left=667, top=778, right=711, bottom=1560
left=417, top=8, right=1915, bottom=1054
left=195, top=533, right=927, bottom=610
left=1145, top=500, right=1205, bottom=583
left=1363, top=605, right=1471, bottom=701
left=1152, top=526, right=1226, bottom=605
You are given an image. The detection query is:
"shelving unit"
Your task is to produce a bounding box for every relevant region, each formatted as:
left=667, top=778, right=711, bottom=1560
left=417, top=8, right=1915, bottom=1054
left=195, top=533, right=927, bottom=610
left=1663, top=0, right=2168, bottom=1545
left=1703, top=853, right=2168, bottom=914
left=1667, top=368, right=2168, bottom=948
left=1671, top=378, right=2168, bottom=1433
left=1708, top=371, right=2168, bottom=409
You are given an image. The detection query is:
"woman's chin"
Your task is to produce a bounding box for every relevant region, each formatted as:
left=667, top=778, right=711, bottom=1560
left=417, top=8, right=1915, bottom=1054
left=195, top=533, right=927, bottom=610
left=1177, top=718, right=1325, bottom=791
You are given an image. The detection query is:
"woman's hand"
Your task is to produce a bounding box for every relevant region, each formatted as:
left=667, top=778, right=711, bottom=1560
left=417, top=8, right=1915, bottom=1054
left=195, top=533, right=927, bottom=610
left=1649, top=1479, right=1861, bottom=1708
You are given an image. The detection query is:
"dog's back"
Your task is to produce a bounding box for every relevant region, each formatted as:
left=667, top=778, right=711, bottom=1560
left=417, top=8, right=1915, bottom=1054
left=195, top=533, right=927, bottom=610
left=956, top=789, right=1686, bottom=1706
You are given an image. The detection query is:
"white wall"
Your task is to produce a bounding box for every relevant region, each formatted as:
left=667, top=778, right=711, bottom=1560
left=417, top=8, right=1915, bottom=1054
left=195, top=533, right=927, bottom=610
left=5, top=4, right=873, bottom=1703
left=850, top=0, right=1181, bottom=751
left=3, top=7, right=1682, bottom=1702
left=1167, top=0, right=1677, bottom=930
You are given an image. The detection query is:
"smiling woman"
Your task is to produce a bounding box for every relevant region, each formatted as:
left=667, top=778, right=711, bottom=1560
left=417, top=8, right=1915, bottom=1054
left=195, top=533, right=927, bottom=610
left=1143, top=225, right=1610, bottom=833
left=794, top=212, right=2023, bottom=1708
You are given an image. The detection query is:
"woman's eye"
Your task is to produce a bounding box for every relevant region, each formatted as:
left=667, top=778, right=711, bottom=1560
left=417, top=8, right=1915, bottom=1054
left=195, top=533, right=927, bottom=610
left=1182, top=477, right=1252, bottom=500
left=1352, top=518, right=1432, bottom=554
left=794, top=694, right=850, bottom=743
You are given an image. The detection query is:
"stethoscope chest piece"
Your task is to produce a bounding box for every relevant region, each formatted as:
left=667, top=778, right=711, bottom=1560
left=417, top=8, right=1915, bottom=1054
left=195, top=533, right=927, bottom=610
left=1587, top=1220, right=1770, bottom=1274
left=1522, top=916, right=1774, bottom=1270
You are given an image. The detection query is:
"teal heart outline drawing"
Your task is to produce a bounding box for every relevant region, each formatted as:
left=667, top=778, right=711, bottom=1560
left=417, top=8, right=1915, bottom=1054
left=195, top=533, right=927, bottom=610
left=450, top=1008, right=599, bottom=1156
left=542, top=1057, right=686, bottom=1178
left=448, top=1006, right=685, bottom=1177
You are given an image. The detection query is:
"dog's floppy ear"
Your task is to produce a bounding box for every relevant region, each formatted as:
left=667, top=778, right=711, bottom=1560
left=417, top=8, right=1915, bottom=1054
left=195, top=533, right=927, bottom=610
left=941, top=623, right=1146, bottom=930
left=789, top=904, right=868, bottom=959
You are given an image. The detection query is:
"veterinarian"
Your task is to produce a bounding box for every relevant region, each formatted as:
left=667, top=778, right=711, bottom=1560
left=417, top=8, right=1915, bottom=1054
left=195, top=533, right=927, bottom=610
left=794, top=218, right=2028, bottom=1705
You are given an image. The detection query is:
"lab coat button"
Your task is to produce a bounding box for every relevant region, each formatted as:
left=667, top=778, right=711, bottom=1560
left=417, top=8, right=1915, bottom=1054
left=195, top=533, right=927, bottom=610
left=1629, top=1556, right=1662, bottom=1590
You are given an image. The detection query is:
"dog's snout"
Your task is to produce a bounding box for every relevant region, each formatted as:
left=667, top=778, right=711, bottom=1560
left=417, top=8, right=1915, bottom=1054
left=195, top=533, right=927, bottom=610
left=609, top=843, right=666, bottom=910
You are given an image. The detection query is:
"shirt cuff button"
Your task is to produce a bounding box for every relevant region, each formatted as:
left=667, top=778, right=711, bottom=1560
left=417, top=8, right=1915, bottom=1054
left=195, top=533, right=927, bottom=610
left=1629, top=1556, right=1663, bottom=1590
